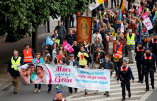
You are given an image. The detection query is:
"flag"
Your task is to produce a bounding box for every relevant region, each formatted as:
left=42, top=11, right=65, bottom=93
left=119, top=9, right=122, bottom=20
left=152, top=12, right=157, bottom=24
left=120, top=0, right=125, bottom=14
left=121, top=22, right=124, bottom=32
left=89, top=0, right=104, bottom=11
left=137, top=4, right=142, bottom=16
left=46, top=35, right=54, bottom=46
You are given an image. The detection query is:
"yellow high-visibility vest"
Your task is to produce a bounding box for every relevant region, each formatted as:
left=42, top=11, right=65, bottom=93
left=100, top=12, right=106, bottom=19
left=126, top=33, right=135, bottom=45
left=55, top=39, right=60, bottom=46
left=11, top=57, right=21, bottom=71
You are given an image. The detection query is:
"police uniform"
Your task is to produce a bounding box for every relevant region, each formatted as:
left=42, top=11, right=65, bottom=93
left=149, top=33, right=157, bottom=71
left=53, top=89, right=66, bottom=101
left=135, top=42, right=145, bottom=83
left=117, top=60, right=134, bottom=101
left=141, top=47, right=156, bottom=91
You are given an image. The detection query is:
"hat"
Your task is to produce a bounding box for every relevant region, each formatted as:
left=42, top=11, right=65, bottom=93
left=108, top=30, right=111, bottom=32
left=129, top=29, right=132, bottom=33
left=46, top=53, right=51, bottom=56
left=69, top=54, right=74, bottom=57
left=154, top=33, right=157, bottom=35
left=95, top=29, right=99, bottom=32
left=145, top=47, right=150, bottom=50
left=137, top=41, right=143, bottom=44
left=123, top=60, right=127, bottom=63
left=56, top=89, right=62, bottom=94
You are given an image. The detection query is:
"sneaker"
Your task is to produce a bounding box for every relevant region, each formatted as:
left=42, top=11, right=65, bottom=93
left=75, top=89, right=77, bottom=93
left=56, top=86, right=59, bottom=89
left=62, top=85, right=64, bottom=87
left=85, top=92, right=87, bottom=97
left=38, top=89, right=41, bottom=92
left=106, top=92, right=109, bottom=97
left=14, top=92, right=17, bottom=94
left=34, top=88, right=38, bottom=93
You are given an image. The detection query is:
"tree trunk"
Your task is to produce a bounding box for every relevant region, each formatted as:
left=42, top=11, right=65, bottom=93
left=47, top=20, right=50, bottom=33
left=32, top=26, right=38, bottom=53
left=65, top=15, right=70, bottom=39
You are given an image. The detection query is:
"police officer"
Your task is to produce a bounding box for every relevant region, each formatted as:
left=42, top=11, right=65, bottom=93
left=141, top=47, right=156, bottom=91
left=117, top=60, right=134, bottom=101
left=53, top=89, right=66, bottom=101
left=135, top=42, right=145, bottom=83
left=149, top=33, right=157, bottom=71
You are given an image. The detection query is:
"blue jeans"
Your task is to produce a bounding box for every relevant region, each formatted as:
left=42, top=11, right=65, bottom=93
left=35, top=84, right=41, bottom=89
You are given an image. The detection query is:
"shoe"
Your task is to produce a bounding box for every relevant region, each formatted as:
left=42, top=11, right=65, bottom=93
left=34, top=88, right=38, bottom=93
left=62, top=85, right=64, bottom=87
left=131, top=61, right=134, bottom=64
left=38, top=89, right=41, bottom=92
left=68, top=93, right=72, bottom=96
left=75, top=89, right=77, bottom=93
left=106, top=92, right=109, bottom=97
left=85, top=92, right=87, bottom=97
left=114, top=75, right=117, bottom=78
left=145, top=89, right=149, bottom=91
left=121, top=98, right=125, bottom=101
left=141, top=81, right=143, bottom=83
left=137, top=81, right=141, bottom=83
left=48, top=91, right=51, bottom=93
left=128, top=61, right=132, bottom=64
left=104, top=93, right=106, bottom=95
left=128, top=94, right=131, bottom=98
left=56, top=86, right=59, bottom=89
left=152, top=86, right=155, bottom=90
left=14, top=92, right=17, bottom=94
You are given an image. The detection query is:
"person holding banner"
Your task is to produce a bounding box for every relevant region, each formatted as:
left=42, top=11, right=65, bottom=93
left=54, top=50, right=67, bottom=89
left=53, top=89, right=66, bottom=101
left=77, top=46, right=90, bottom=68
left=101, top=55, right=114, bottom=96
left=32, top=53, right=44, bottom=93
left=117, top=60, right=134, bottom=101
left=66, top=54, right=80, bottom=96
left=7, top=50, right=24, bottom=94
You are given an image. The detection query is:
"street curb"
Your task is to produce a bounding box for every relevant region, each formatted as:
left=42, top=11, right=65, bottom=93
left=0, top=83, right=12, bottom=91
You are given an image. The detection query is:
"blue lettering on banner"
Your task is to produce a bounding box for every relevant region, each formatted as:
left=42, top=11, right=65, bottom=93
left=55, top=73, right=64, bottom=76
left=75, top=79, right=81, bottom=82
left=65, top=73, right=70, bottom=76
left=82, top=80, right=93, bottom=83
left=95, top=72, right=104, bottom=75
left=94, top=81, right=98, bottom=83
left=99, top=81, right=108, bottom=85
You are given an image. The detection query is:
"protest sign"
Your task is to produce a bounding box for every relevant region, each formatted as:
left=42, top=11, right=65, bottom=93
left=142, top=18, right=153, bottom=30
left=121, top=22, right=124, bottom=32
left=18, top=64, right=110, bottom=91
left=141, top=11, right=148, bottom=20
left=63, top=41, right=74, bottom=53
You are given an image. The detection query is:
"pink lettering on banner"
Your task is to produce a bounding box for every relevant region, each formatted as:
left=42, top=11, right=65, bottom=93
left=54, top=66, right=71, bottom=72
left=77, top=75, right=86, bottom=78
left=87, top=76, right=91, bottom=79
left=142, top=11, right=148, bottom=20
left=63, top=41, right=74, bottom=53
left=92, top=76, right=96, bottom=79
left=97, top=76, right=107, bottom=80
left=145, top=21, right=151, bottom=27
left=55, top=76, right=72, bottom=83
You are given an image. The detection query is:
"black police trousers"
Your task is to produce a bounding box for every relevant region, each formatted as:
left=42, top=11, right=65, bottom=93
left=144, top=68, right=154, bottom=89
left=136, top=61, right=144, bottom=81
left=68, top=87, right=77, bottom=93
left=121, top=81, right=131, bottom=99
left=114, top=58, right=123, bottom=75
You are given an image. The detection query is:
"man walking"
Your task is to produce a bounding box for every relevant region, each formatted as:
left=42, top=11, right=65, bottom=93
left=7, top=50, right=24, bottom=94
left=135, top=42, right=145, bottom=83
left=21, top=43, right=35, bottom=64
left=55, top=21, right=66, bottom=44
left=66, top=54, right=80, bottom=96
left=126, top=29, right=136, bottom=64
left=117, top=60, right=134, bottom=101
left=141, top=47, right=156, bottom=91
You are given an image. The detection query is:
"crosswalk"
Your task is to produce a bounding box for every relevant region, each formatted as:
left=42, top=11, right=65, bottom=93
left=65, top=57, right=157, bottom=101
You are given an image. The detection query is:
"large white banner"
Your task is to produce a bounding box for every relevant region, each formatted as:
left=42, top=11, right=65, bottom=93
left=142, top=18, right=153, bottom=30
left=19, top=64, right=110, bottom=91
